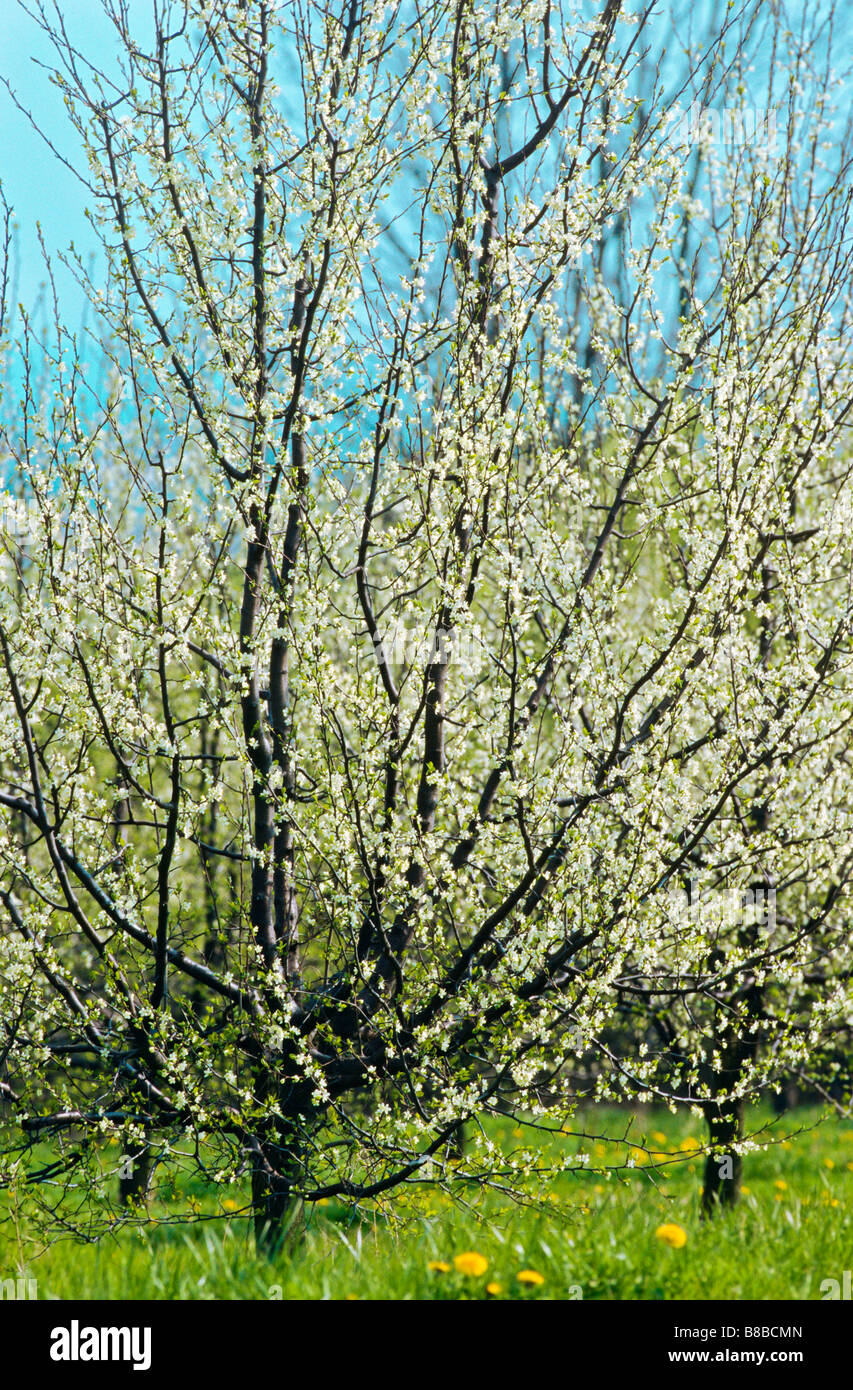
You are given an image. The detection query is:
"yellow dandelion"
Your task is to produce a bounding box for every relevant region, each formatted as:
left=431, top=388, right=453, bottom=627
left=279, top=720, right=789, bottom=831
left=677, top=1135, right=701, bottom=1152
left=781, top=1141, right=792, bottom=1151
left=517, top=1269, right=545, bottom=1286
left=774, top=1179, right=788, bottom=1191
left=345, top=1294, right=359, bottom=1300
left=486, top=1281, right=503, bottom=1296
left=655, top=1222, right=687, bottom=1249
left=453, top=1252, right=488, bottom=1277
left=824, top=1158, right=835, bottom=1170
left=223, top=1198, right=237, bottom=1212
left=428, top=1260, right=451, bottom=1274
left=740, top=1185, right=751, bottom=1194
left=652, top=1131, right=668, bottom=1146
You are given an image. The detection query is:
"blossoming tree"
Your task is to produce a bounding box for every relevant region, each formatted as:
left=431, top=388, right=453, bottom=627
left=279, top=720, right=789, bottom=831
left=1, top=0, right=852, bottom=1249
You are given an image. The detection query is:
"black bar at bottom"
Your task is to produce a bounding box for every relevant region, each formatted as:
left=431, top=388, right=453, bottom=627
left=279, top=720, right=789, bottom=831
left=0, top=1297, right=846, bottom=1378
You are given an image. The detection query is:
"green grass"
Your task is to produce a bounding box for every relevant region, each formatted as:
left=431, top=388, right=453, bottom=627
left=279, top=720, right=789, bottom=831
left=2, top=1106, right=851, bottom=1300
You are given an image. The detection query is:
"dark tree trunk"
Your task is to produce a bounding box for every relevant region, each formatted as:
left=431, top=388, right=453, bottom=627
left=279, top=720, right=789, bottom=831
left=699, top=959, right=762, bottom=1216
left=772, top=1079, right=799, bottom=1114
left=251, top=1148, right=305, bottom=1255
left=119, top=1140, right=153, bottom=1207
left=701, top=1097, right=743, bottom=1215
left=249, top=1048, right=313, bottom=1255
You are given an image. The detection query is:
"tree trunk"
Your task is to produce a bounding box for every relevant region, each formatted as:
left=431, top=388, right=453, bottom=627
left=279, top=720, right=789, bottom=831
left=701, top=1098, right=743, bottom=1216
left=772, top=1079, right=799, bottom=1114
left=119, top=1140, right=153, bottom=1208
left=248, top=1046, right=314, bottom=1255
left=251, top=1129, right=306, bottom=1256
left=699, top=969, right=761, bottom=1216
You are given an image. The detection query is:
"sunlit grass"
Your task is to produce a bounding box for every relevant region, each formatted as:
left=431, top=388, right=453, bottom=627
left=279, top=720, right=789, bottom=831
left=1, top=1106, right=850, bottom=1300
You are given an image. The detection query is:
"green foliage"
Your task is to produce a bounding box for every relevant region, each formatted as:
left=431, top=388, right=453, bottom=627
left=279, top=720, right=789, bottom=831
left=2, top=1106, right=850, bottom=1300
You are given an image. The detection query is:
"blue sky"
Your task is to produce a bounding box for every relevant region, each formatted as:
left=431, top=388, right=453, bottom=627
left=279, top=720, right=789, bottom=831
left=1, top=4, right=77, bottom=311
left=0, top=1, right=845, bottom=321
left=0, top=2, right=152, bottom=314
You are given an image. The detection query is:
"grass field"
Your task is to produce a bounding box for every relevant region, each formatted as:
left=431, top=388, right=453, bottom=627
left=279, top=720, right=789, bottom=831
left=2, top=1106, right=851, bottom=1300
